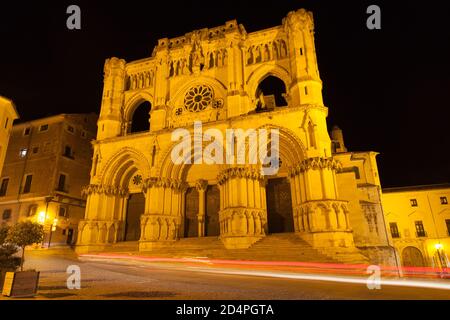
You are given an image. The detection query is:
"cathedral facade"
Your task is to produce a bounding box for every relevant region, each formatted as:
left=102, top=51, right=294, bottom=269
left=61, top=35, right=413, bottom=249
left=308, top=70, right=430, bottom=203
left=76, top=9, right=393, bottom=264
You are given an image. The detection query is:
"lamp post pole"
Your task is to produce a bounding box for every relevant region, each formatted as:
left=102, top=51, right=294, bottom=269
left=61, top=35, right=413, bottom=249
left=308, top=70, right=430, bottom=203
left=40, top=200, right=50, bottom=248
left=48, top=224, right=54, bottom=248
left=42, top=196, right=54, bottom=248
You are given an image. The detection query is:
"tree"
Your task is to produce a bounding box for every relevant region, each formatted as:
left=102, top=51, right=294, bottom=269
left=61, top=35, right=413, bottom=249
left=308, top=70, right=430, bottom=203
left=0, top=225, right=21, bottom=285
left=6, top=221, right=44, bottom=271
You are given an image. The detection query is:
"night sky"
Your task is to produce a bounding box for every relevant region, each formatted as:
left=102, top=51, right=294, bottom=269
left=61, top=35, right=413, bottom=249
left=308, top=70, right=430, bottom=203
left=0, top=0, right=449, bottom=188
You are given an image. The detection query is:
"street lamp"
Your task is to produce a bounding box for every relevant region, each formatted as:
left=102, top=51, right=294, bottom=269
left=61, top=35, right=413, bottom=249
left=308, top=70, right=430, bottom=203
left=38, top=196, right=54, bottom=248
left=47, top=218, right=58, bottom=248
left=434, top=243, right=447, bottom=278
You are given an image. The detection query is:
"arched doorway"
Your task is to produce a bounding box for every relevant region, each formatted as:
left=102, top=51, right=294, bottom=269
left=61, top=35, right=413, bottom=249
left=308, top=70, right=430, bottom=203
left=130, top=101, right=151, bottom=133
left=205, top=185, right=220, bottom=236
left=266, top=177, right=294, bottom=233
left=402, top=246, right=425, bottom=267
left=124, top=192, right=145, bottom=241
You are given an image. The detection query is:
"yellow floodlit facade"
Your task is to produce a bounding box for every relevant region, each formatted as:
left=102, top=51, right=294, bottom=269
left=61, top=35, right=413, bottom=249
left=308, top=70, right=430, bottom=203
left=76, top=9, right=397, bottom=265
left=382, top=185, right=450, bottom=269
left=0, top=96, right=19, bottom=174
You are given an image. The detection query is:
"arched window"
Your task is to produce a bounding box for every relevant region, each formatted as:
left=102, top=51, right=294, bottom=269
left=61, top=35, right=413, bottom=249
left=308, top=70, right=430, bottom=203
left=308, top=121, right=316, bottom=148
left=130, top=101, right=151, bottom=133
left=255, top=76, right=287, bottom=112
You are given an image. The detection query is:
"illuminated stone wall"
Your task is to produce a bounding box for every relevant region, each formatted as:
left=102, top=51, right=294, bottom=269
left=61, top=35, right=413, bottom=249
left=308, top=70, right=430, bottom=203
left=75, top=9, right=378, bottom=263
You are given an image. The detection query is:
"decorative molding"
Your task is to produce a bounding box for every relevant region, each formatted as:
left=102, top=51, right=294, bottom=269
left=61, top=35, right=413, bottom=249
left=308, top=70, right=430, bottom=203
left=195, top=179, right=209, bottom=192
left=142, top=177, right=188, bottom=192
left=81, top=184, right=129, bottom=197
left=288, top=157, right=342, bottom=176
left=217, top=167, right=264, bottom=185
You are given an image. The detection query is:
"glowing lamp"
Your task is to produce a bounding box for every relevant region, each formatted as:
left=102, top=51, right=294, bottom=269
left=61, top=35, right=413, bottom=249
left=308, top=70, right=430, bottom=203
left=435, top=243, right=443, bottom=250
left=37, top=211, right=46, bottom=224
left=51, top=218, right=58, bottom=231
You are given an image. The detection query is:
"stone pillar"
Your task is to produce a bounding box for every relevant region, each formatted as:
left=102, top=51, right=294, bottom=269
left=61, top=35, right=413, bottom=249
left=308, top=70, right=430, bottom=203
left=75, top=184, right=128, bottom=253
left=288, top=157, right=355, bottom=248
left=139, top=177, right=185, bottom=251
left=217, top=167, right=267, bottom=249
left=195, top=179, right=208, bottom=237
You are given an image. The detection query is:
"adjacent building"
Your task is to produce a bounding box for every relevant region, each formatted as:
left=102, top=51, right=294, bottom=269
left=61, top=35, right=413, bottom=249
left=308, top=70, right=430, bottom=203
left=0, top=96, right=19, bottom=174
left=0, top=113, right=97, bottom=246
left=382, top=184, right=450, bottom=269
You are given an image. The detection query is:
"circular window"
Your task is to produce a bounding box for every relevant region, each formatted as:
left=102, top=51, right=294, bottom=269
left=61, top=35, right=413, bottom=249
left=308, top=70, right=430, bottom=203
left=132, top=175, right=142, bottom=186
left=184, top=85, right=213, bottom=112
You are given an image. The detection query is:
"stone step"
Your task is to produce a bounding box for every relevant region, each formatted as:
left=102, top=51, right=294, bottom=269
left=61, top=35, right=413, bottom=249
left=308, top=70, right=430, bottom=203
left=102, top=233, right=369, bottom=264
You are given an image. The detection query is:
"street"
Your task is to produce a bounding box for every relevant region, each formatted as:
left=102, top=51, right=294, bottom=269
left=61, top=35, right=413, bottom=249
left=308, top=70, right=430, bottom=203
left=2, top=248, right=448, bottom=300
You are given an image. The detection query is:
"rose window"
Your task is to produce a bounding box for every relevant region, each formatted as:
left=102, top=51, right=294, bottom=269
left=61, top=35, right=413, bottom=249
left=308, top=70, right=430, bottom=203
left=132, top=175, right=142, bottom=186
left=184, top=85, right=213, bottom=112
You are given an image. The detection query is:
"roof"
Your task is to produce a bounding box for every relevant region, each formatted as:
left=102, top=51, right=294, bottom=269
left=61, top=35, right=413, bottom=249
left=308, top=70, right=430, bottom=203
left=0, top=95, right=19, bottom=119
left=383, top=183, right=450, bottom=193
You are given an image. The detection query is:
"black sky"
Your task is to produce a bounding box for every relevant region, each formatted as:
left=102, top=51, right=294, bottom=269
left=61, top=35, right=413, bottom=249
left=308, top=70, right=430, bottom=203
left=0, top=0, right=449, bottom=188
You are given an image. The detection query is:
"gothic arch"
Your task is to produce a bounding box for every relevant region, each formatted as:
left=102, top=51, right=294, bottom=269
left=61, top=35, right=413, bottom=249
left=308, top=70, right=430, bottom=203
left=100, top=147, right=151, bottom=188
left=123, top=91, right=154, bottom=124
left=246, top=64, right=291, bottom=103
left=245, top=124, right=307, bottom=171
left=158, top=135, right=228, bottom=181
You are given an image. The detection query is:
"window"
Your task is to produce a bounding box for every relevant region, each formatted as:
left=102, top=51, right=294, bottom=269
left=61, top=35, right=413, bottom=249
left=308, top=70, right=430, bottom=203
left=410, top=199, right=418, bottom=207
left=39, top=124, right=49, bottom=132
left=43, top=142, right=52, bottom=153
left=23, top=174, right=33, bottom=193
left=32, top=146, right=39, bottom=154
left=62, top=229, right=66, bottom=235
left=19, top=148, right=28, bottom=158
left=27, top=205, right=37, bottom=217
left=63, top=145, right=73, bottom=158
left=81, top=131, right=86, bottom=138
left=390, top=222, right=400, bottom=238
left=58, top=207, right=67, bottom=217
left=440, top=197, right=448, bottom=205
left=415, top=221, right=426, bottom=237
left=0, top=178, right=9, bottom=196
left=57, top=174, right=66, bottom=192
left=4, top=118, right=9, bottom=129
left=299, top=48, right=303, bottom=56
left=2, top=209, right=11, bottom=220
left=24, top=127, right=31, bottom=136
left=446, top=219, right=450, bottom=236
left=67, top=125, right=75, bottom=134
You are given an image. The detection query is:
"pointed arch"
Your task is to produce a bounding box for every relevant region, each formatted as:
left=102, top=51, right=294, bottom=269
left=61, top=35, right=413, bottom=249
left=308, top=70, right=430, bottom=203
left=246, top=64, right=291, bottom=105
left=158, top=134, right=228, bottom=181
left=123, top=91, right=154, bottom=124
left=245, top=124, right=307, bottom=171
left=99, top=147, right=151, bottom=188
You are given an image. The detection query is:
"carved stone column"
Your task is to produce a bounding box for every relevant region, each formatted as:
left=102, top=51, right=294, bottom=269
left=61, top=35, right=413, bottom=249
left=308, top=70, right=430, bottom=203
left=288, top=157, right=355, bottom=248
left=217, top=167, right=267, bottom=249
left=195, top=179, right=208, bottom=237
left=139, top=177, right=185, bottom=251
left=75, top=184, right=128, bottom=253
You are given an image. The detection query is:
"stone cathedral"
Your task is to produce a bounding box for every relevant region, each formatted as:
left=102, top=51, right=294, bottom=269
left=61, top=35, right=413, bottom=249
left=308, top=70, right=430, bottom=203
left=76, top=9, right=394, bottom=265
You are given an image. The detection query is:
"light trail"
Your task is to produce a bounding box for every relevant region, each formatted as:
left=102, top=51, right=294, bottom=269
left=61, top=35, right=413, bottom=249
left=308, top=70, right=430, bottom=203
left=79, top=253, right=450, bottom=291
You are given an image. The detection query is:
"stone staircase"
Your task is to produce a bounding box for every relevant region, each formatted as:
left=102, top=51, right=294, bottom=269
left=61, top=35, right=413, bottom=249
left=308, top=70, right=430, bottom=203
left=102, top=241, right=139, bottom=252
left=101, top=233, right=369, bottom=264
